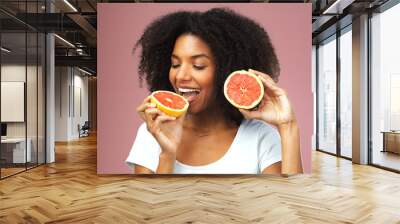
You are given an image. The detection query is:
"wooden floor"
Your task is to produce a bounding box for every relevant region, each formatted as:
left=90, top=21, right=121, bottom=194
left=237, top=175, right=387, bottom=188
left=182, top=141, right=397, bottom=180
left=372, top=150, right=400, bottom=171
left=0, top=167, right=26, bottom=178
left=1, top=134, right=400, bottom=223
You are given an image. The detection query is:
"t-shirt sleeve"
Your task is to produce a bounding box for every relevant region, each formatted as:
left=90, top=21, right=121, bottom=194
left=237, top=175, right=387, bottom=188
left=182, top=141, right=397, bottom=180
left=257, top=122, right=282, bottom=173
left=125, top=123, right=161, bottom=173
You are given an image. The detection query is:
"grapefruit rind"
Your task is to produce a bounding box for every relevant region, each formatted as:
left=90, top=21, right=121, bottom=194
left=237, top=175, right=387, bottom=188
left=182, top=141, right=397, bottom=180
left=150, top=90, right=189, bottom=117
left=224, top=70, right=264, bottom=110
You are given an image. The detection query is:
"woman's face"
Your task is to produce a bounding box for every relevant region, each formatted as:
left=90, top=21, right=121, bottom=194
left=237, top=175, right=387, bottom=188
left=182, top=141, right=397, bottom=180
left=169, top=34, right=216, bottom=114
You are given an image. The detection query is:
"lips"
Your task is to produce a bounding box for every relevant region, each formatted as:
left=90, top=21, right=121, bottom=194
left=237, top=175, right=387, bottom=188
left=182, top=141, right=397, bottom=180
left=177, top=87, right=200, bottom=103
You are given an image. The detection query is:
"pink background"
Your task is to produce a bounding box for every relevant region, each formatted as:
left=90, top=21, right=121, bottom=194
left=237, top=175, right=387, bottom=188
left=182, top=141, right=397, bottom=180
left=98, top=3, right=312, bottom=174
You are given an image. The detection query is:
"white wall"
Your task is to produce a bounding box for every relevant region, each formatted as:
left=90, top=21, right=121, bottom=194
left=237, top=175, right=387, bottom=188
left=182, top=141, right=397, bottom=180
left=1, top=65, right=39, bottom=137
left=55, top=66, right=70, bottom=141
left=1, top=82, right=25, bottom=122
left=72, top=73, right=89, bottom=138
left=55, top=66, right=89, bottom=141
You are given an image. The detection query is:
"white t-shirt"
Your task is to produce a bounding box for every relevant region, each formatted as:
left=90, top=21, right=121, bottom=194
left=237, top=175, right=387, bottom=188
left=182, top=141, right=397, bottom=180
left=125, top=119, right=282, bottom=174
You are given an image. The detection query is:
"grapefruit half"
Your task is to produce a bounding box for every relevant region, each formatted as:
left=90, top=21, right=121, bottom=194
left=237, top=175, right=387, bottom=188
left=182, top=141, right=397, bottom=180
left=224, top=70, right=264, bottom=110
left=150, top=90, right=189, bottom=117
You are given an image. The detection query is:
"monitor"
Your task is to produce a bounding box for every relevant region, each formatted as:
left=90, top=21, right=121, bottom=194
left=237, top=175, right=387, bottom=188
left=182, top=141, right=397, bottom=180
left=1, top=123, right=7, bottom=137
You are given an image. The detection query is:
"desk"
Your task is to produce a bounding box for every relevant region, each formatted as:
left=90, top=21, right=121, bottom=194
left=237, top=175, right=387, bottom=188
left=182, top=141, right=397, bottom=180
left=1, top=138, right=31, bottom=163
left=381, top=131, right=400, bottom=154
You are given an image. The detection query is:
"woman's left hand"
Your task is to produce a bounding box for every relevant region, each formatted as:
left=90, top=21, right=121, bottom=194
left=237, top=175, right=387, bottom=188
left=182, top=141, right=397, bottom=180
left=239, top=69, right=296, bottom=127
left=239, top=69, right=303, bottom=175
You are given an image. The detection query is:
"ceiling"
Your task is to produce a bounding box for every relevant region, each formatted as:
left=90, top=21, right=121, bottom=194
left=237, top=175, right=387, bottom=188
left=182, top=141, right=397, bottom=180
left=0, top=0, right=392, bottom=75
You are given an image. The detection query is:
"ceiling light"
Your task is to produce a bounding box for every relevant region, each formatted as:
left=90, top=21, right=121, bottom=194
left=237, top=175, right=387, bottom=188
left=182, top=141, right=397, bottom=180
left=63, top=0, right=78, bottom=12
left=1, top=47, right=11, bottom=53
left=78, top=67, right=93, bottom=76
left=323, top=0, right=341, bottom=14
left=322, top=0, right=355, bottom=15
left=54, top=34, right=75, bottom=48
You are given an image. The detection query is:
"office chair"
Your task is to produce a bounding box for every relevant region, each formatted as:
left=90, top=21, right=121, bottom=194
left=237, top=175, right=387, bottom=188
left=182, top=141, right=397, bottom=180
left=79, top=121, right=90, bottom=138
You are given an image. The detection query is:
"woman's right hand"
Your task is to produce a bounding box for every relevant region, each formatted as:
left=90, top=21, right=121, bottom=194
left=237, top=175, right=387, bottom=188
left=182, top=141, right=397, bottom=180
left=136, top=96, right=186, bottom=156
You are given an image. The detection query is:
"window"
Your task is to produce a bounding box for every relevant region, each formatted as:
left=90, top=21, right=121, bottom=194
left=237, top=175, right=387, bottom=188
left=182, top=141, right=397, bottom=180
left=317, top=35, right=337, bottom=154
left=339, top=27, right=352, bottom=158
left=371, top=2, right=400, bottom=171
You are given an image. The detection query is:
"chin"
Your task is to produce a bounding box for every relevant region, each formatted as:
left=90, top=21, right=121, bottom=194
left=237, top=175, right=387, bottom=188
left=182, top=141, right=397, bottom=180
left=186, top=97, right=214, bottom=115
left=187, top=103, right=205, bottom=114
left=187, top=107, right=200, bottom=115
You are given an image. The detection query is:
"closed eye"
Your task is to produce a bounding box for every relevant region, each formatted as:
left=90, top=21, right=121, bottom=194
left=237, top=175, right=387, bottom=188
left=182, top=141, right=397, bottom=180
left=193, top=65, right=206, bottom=70
left=171, top=64, right=180, bottom=69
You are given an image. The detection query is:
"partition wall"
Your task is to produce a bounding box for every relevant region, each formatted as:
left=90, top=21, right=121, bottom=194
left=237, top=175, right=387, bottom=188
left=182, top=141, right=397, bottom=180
left=0, top=1, right=46, bottom=179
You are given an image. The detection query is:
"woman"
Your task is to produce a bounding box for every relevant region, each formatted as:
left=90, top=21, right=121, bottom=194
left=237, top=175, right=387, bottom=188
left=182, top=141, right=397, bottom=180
left=125, top=8, right=302, bottom=175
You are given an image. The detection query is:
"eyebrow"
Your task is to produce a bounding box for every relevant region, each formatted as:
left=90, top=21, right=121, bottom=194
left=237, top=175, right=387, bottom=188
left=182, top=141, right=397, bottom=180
left=171, top=54, right=211, bottom=60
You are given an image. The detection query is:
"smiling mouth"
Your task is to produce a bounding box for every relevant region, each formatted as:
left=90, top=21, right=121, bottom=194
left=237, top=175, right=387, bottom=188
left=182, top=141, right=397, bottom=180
left=177, top=88, right=200, bottom=102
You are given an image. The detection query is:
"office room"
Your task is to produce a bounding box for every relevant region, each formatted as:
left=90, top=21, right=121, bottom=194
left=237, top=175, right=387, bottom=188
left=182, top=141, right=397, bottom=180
left=0, top=0, right=400, bottom=223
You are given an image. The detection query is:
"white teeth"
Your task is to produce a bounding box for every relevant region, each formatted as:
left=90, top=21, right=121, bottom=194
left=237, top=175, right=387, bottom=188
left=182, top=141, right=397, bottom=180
left=178, top=88, right=200, bottom=93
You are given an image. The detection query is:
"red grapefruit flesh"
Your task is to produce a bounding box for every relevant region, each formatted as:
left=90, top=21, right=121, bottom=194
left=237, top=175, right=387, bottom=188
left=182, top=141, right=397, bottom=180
left=224, top=70, right=264, bottom=109
left=150, top=90, right=189, bottom=117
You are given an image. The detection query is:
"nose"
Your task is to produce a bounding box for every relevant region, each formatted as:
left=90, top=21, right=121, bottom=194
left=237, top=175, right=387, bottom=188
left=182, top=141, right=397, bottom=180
left=175, top=64, right=192, bottom=81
